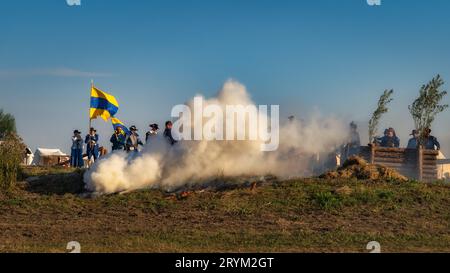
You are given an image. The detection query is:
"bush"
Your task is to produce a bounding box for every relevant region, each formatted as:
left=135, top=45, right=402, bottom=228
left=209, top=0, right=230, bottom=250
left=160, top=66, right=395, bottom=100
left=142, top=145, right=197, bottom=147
left=312, top=191, right=342, bottom=210
left=0, top=133, right=25, bottom=191
left=0, top=109, right=17, bottom=139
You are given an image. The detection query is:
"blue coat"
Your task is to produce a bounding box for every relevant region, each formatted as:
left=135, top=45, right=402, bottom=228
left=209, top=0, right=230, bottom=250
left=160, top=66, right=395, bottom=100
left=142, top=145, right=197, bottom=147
left=407, top=138, right=418, bottom=149
left=164, top=128, right=177, bottom=145
left=380, top=136, right=400, bottom=148
left=85, top=134, right=99, bottom=155
left=424, top=136, right=440, bottom=150
left=110, top=133, right=126, bottom=151
left=71, top=136, right=83, bottom=150
left=407, top=136, right=440, bottom=150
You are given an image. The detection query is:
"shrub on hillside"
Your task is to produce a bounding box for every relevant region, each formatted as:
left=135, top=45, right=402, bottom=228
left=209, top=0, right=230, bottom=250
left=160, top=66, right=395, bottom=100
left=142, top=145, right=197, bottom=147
left=0, top=133, right=25, bottom=191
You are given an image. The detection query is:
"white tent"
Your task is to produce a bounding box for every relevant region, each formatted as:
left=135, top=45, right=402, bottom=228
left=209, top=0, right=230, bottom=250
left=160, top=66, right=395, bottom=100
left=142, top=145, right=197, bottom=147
left=32, top=148, right=69, bottom=166
left=437, top=151, right=450, bottom=180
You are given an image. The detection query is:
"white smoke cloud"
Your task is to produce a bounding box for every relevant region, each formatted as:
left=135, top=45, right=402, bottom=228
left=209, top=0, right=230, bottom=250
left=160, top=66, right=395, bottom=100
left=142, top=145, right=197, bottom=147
left=84, top=80, right=348, bottom=194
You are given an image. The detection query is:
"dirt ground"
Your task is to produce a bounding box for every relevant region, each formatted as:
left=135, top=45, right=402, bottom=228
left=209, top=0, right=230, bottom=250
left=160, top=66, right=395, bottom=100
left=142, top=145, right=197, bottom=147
left=1, top=167, right=450, bottom=253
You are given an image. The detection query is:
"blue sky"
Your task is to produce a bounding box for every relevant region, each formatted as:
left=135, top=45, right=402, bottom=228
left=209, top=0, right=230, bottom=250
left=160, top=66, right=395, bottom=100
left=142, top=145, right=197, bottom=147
left=1, top=0, right=450, bottom=154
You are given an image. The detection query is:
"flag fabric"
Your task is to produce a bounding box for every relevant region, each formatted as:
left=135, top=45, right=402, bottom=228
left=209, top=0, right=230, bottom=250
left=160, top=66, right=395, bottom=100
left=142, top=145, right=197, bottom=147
left=90, top=86, right=119, bottom=121
left=111, top=117, right=130, bottom=135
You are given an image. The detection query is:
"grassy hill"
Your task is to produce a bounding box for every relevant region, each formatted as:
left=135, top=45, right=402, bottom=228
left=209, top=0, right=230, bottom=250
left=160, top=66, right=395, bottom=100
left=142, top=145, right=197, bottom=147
left=1, top=167, right=450, bottom=253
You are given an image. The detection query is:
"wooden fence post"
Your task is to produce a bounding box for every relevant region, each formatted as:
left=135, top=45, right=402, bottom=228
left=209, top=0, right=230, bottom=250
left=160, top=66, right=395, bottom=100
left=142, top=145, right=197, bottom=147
left=370, top=145, right=375, bottom=164
left=417, top=145, right=423, bottom=181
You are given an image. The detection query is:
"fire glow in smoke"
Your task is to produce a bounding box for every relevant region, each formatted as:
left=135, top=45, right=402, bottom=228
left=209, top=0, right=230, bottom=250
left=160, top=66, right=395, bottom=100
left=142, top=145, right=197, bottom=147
left=84, top=80, right=348, bottom=194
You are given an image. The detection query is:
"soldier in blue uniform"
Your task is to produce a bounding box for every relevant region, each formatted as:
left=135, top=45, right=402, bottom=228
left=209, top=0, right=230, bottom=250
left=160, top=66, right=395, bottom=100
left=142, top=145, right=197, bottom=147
left=110, top=127, right=126, bottom=151
left=85, top=127, right=99, bottom=165
left=146, top=123, right=159, bottom=143
left=71, top=130, right=84, bottom=168
left=163, top=121, right=177, bottom=146
left=126, top=126, right=144, bottom=152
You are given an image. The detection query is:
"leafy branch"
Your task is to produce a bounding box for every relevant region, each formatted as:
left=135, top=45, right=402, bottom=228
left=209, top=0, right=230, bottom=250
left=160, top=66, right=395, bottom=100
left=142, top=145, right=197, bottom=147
left=368, top=89, right=394, bottom=144
left=409, top=74, right=448, bottom=145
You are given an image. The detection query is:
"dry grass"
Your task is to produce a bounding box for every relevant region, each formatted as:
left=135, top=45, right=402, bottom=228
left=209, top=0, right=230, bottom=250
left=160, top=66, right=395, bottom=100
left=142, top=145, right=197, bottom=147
left=0, top=166, right=449, bottom=253
left=320, top=156, right=408, bottom=181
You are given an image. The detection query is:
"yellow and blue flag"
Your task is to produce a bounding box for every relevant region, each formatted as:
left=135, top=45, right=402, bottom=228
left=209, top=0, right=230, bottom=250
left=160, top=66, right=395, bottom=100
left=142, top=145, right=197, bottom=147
left=90, top=86, right=119, bottom=121
left=111, top=117, right=130, bottom=135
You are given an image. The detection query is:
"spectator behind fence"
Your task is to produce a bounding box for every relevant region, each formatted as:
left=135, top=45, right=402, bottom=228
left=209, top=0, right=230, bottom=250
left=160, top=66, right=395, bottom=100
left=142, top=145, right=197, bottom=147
left=373, top=129, right=387, bottom=146
left=407, top=130, right=419, bottom=149
left=380, top=127, right=400, bottom=148
left=71, top=130, right=84, bottom=168
left=424, top=128, right=440, bottom=150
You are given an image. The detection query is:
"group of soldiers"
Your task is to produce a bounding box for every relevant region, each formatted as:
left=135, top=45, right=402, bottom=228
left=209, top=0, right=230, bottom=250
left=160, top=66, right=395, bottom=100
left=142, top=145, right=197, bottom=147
left=343, top=122, right=441, bottom=161
left=70, top=119, right=443, bottom=169
left=70, top=121, right=177, bottom=168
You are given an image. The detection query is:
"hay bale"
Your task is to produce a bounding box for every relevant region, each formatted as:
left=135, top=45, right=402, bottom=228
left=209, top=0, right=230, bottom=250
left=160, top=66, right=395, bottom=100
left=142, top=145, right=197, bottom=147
left=342, top=156, right=368, bottom=168
left=320, top=156, right=408, bottom=182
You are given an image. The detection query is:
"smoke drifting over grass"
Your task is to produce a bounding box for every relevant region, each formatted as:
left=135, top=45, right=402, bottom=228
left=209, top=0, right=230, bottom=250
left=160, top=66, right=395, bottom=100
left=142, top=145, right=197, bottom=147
left=84, top=80, right=348, bottom=194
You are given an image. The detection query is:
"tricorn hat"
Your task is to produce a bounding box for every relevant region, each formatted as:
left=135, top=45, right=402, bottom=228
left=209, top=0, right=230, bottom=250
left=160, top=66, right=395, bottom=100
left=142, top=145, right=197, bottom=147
left=74, top=130, right=81, bottom=134
left=129, top=125, right=138, bottom=131
left=149, top=123, right=159, bottom=130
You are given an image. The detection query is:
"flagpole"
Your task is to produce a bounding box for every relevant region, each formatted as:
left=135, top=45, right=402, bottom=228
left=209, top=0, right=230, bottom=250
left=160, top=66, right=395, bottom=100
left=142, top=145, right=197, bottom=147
left=89, top=79, right=93, bottom=131
left=87, top=80, right=94, bottom=168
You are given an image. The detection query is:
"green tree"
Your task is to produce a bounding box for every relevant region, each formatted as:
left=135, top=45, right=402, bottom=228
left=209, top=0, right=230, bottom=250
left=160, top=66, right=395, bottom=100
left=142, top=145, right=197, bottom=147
left=368, top=89, right=394, bottom=144
left=0, top=110, right=22, bottom=192
left=0, top=109, right=17, bottom=139
left=0, top=133, right=25, bottom=191
left=408, top=75, right=448, bottom=145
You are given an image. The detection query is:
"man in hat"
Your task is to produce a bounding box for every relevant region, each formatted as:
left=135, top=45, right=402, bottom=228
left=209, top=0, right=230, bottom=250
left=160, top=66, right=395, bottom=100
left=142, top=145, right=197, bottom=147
left=126, top=125, right=144, bottom=152
left=346, top=122, right=361, bottom=157
left=163, top=121, right=177, bottom=146
left=407, top=129, right=419, bottom=149
left=71, top=130, right=84, bottom=168
left=423, top=128, right=440, bottom=150
left=110, top=127, right=126, bottom=151
left=85, top=127, right=100, bottom=166
left=146, top=123, right=159, bottom=143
